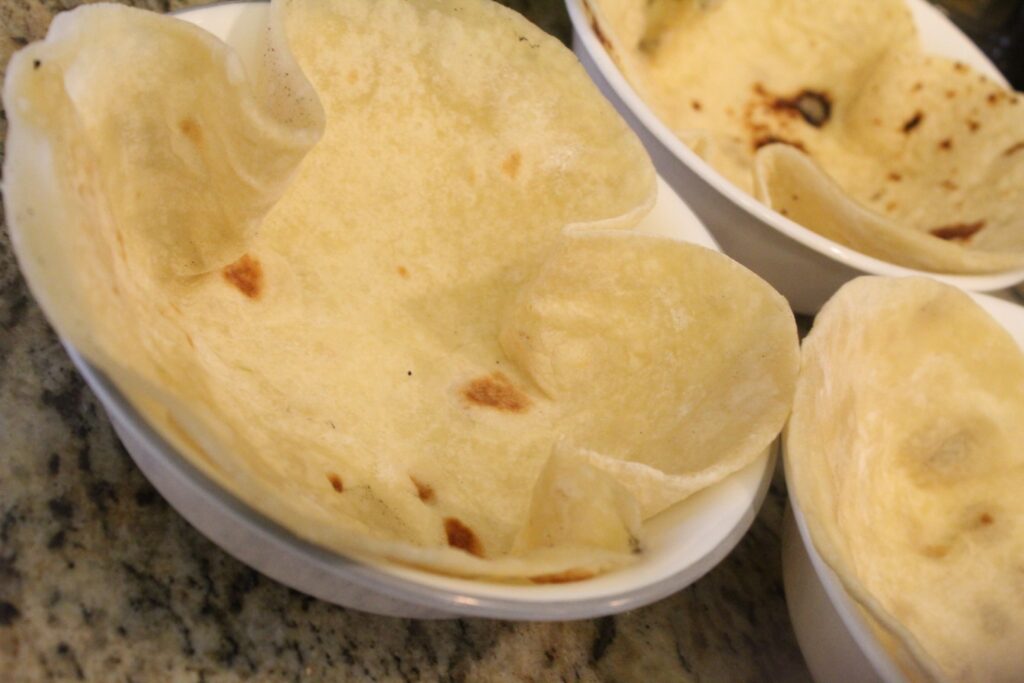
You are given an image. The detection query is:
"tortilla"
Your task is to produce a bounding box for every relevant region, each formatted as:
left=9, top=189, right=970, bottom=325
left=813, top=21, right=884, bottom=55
left=786, top=276, right=1024, bottom=681
left=5, top=0, right=798, bottom=579
left=583, top=0, right=1024, bottom=274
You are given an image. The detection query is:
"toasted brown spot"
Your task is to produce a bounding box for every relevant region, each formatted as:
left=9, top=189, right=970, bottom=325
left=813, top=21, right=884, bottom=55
left=930, top=220, right=986, bottom=241
left=978, top=512, right=995, bottom=526
left=902, top=111, right=924, bottom=133
left=444, top=518, right=483, bottom=557
left=911, top=81, right=923, bottom=92
left=938, top=138, right=953, bottom=150
left=922, top=544, right=950, bottom=559
left=987, top=92, right=1000, bottom=105
left=771, top=89, right=832, bottom=127
left=954, top=61, right=968, bottom=72
left=222, top=254, right=263, bottom=299
left=945, top=89, right=957, bottom=99
left=185, top=333, right=195, bottom=350
left=691, top=99, right=702, bottom=111
left=753, top=135, right=807, bottom=153
left=462, top=372, right=530, bottom=412
left=327, top=473, right=343, bottom=493
left=347, top=69, right=358, bottom=84
left=530, top=569, right=595, bottom=584
left=179, top=118, right=203, bottom=145
left=941, top=179, right=959, bottom=190
left=501, top=151, right=522, bottom=179
left=887, top=172, right=902, bottom=182
left=885, top=200, right=898, bottom=212
left=1004, top=141, right=1024, bottom=156
left=410, top=477, right=435, bottom=503
left=397, top=265, right=409, bottom=278
left=967, top=119, right=980, bottom=132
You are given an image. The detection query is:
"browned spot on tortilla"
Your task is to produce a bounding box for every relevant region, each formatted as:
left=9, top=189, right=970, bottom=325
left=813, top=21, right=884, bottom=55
left=115, top=230, right=127, bottom=259
left=902, top=111, right=924, bottom=133
left=938, top=138, right=953, bottom=150
left=590, top=18, right=612, bottom=52
left=185, top=333, right=195, bottom=350
left=869, top=190, right=883, bottom=202
left=690, top=99, right=703, bottom=112
left=978, top=512, right=995, bottom=526
left=1004, top=141, right=1024, bottom=156
left=444, top=518, right=483, bottom=557
left=930, top=220, right=986, bottom=241
left=967, top=119, right=980, bottom=132
left=771, top=89, right=831, bottom=127
left=911, top=81, right=923, bottom=92
left=953, top=61, right=968, bottom=72
left=222, top=254, right=263, bottom=299
left=945, top=89, right=957, bottom=99
left=410, top=477, right=435, bottom=503
left=529, top=569, right=595, bottom=584
left=326, top=473, right=343, bottom=493
left=347, top=69, right=358, bottom=84
left=887, top=172, right=902, bottom=182
left=987, top=92, right=1001, bottom=105
left=885, top=200, right=898, bottom=212
left=462, top=372, right=531, bottom=412
left=941, top=179, right=959, bottom=190
left=753, top=135, right=807, bottom=153
left=179, top=118, right=202, bottom=145
left=501, top=151, right=522, bottom=179
left=922, top=544, right=950, bottom=559
left=780, top=208, right=789, bottom=216
left=397, top=265, right=409, bottom=278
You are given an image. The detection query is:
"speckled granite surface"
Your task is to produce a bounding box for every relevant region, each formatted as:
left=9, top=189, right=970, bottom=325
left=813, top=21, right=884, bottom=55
left=0, top=1, right=813, bottom=680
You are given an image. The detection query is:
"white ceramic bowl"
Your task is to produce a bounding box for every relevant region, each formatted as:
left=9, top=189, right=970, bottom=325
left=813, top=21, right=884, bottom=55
left=567, top=0, right=1024, bottom=314
left=63, top=0, right=779, bottom=620
left=781, top=292, right=1024, bottom=682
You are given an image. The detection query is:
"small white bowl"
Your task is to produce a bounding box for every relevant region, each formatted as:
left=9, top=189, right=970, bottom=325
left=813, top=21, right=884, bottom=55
left=566, top=0, right=1024, bottom=314
left=781, top=292, right=1024, bottom=682
left=62, top=0, right=779, bottom=620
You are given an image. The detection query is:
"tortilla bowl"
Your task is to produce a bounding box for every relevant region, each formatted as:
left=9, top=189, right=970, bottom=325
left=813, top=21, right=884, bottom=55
left=566, top=0, right=1024, bottom=314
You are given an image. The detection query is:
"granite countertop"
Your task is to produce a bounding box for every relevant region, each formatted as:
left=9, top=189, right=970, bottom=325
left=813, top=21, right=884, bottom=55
left=0, top=1, right=813, bottom=680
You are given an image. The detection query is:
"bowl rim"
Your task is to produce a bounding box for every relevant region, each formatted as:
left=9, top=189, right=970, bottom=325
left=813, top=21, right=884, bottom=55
left=783, top=290, right=1024, bottom=681
left=73, top=0, right=777, bottom=614
left=565, top=0, right=1024, bottom=292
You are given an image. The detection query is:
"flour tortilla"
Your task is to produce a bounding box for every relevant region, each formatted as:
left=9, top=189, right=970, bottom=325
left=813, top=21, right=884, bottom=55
left=5, top=0, right=798, bottom=579
left=786, top=277, right=1024, bottom=681
left=584, top=0, right=1024, bottom=274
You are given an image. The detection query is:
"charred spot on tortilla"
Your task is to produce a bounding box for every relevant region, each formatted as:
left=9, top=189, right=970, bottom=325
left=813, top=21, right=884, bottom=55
left=410, top=477, right=435, bottom=503
left=326, top=472, right=344, bottom=493
left=930, top=221, right=985, bottom=241
left=902, top=111, right=924, bottom=133
left=772, top=89, right=832, bottom=128
left=444, top=517, right=483, bottom=557
left=461, top=372, right=531, bottom=412
left=938, top=138, right=953, bottom=150
left=179, top=117, right=203, bottom=145
left=222, top=254, right=262, bottom=299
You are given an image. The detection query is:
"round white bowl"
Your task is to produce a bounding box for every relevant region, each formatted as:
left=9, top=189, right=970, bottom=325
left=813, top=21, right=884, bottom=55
left=781, top=292, right=1024, bottom=682
left=63, top=0, right=780, bottom=621
left=566, top=0, right=1024, bottom=314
